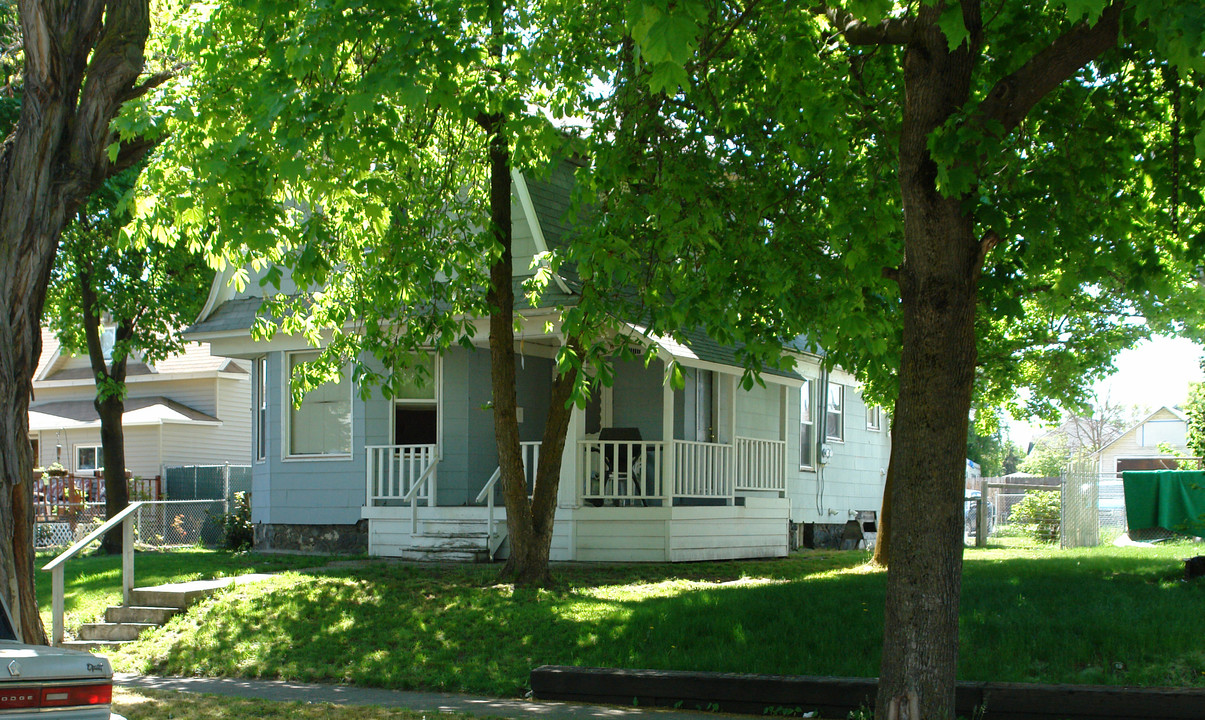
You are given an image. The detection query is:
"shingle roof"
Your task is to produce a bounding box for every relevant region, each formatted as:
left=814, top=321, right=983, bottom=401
left=36, top=329, right=236, bottom=381
left=28, top=396, right=220, bottom=430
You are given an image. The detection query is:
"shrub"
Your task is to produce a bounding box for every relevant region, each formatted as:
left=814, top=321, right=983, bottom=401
left=221, top=491, right=254, bottom=551
left=1010, top=490, right=1061, bottom=543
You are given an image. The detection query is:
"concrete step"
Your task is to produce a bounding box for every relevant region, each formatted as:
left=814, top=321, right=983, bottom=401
left=129, top=574, right=275, bottom=609
left=77, top=621, right=157, bottom=642
left=105, top=605, right=179, bottom=625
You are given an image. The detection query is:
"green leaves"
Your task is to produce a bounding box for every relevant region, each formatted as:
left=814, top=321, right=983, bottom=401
left=936, top=3, right=969, bottom=51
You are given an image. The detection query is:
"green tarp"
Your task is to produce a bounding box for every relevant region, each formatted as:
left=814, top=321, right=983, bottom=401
left=1121, top=470, right=1205, bottom=535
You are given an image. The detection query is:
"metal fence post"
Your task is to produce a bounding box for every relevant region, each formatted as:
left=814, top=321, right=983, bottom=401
left=976, top=495, right=988, bottom=547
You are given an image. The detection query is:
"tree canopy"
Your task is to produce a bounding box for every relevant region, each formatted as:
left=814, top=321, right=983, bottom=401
left=130, top=0, right=1205, bottom=714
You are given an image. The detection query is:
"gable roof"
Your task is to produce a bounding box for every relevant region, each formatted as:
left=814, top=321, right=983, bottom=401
left=28, top=396, right=221, bottom=431
left=1093, top=405, right=1188, bottom=457
left=35, top=329, right=238, bottom=384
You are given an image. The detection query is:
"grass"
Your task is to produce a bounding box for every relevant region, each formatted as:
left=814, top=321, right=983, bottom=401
left=113, top=688, right=471, bottom=720
left=35, top=547, right=334, bottom=636
left=89, top=541, right=1205, bottom=697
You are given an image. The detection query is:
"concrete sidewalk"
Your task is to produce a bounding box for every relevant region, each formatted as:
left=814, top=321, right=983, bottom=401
left=114, top=674, right=762, bottom=720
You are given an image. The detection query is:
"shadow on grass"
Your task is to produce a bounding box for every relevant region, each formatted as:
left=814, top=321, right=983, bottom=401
left=113, top=544, right=1205, bottom=696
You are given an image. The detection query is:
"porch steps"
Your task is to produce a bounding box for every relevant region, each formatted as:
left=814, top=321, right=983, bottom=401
left=64, top=574, right=275, bottom=649
left=402, top=518, right=498, bottom=563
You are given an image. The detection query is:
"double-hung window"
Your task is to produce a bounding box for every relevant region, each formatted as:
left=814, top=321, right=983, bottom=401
left=254, top=356, right=268, bottom=461
left=286, top=351, right=352, bottom=457
left=867, top=405, right=882, bottom=432
left=799, top=380, right=815, bottom=469
left=825, top=384, right=845, bottom=442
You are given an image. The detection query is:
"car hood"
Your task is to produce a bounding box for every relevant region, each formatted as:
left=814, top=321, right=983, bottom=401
left=0, top=641, right=112, bottom=682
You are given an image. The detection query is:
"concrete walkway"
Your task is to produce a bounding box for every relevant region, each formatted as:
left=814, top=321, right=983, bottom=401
left=114, top=674, right=761, bottom=720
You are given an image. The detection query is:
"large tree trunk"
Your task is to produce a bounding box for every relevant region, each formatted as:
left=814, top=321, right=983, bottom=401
left=0, top=0, right=153, bottom=643
left=875, top=9, right=980, bottom=719
left=871, top=412, right=898, bottom=567
left=96, top=397, right=129, bottom=554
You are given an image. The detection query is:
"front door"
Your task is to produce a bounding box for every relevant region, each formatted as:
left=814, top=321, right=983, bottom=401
left=395, top=404, right=437, bottom=445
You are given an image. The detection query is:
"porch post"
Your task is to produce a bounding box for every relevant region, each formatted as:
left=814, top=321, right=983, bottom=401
left=662, top=373, right=674, bottom=502
left=730, top=375, right=739, bottom=504
left=558, top=404, right=582, bottom=508
left=780, top=385, right=789, bottom=497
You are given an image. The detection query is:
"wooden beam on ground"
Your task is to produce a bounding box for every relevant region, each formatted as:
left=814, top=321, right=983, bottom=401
left=530, top=665, right=1205, bottom=720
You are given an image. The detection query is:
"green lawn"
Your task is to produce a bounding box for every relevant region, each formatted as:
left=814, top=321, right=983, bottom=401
left=75, top=541, right=1205, bottom=697
left=35, top=547, right=333, bottom=635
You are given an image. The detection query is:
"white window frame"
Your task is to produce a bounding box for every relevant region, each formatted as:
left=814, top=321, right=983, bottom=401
left=283, top=350, right=353, bottom=460
left=389, top=352, right=441, bottom=450
left=76, top=444, right=102, bottom=473
left=799, top=379, right=815, bottom=470
left=825, top=383, right=845, bottom=443
left=254, top=355, right=268, bottom=462
left=867, top=405, right=882, bottom=432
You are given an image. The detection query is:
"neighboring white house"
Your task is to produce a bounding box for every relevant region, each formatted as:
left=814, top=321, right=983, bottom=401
left=28, top=329, right=253, bottom=480
left=186, top=164, right=891, bottom=562
left=1092, top=406, right=1190, bottom=474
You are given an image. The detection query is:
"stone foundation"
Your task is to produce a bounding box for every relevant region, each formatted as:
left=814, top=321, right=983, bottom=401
left=254, top=521, right=367, bottom=554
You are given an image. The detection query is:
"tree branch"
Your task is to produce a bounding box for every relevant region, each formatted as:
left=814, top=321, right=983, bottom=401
left=117, top=67, right=176, bottom=104
left=976, top=2, right=1123, bottom=138
left=816, top=5, right=916, bottom=46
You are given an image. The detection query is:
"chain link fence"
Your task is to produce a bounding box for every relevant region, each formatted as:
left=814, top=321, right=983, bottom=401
left=964, top=465, right=1129, bottom=549
left=1062, top=466, right=1128, bottom=548
left=36, top=499, right=234, bottom=550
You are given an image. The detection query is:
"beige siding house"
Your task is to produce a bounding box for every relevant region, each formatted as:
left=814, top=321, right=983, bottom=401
left=1093, top=406, right=1190, bottom=475
left=28, top=329, right=252, bottom=479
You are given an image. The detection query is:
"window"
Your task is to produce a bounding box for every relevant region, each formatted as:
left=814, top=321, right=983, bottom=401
left=76, top=445, right=102, bottom=473
left=254, top=356, right=268, bottom=462
left=287, top=351, right=352, bottom=456
left=100, top=327, right=116, bottom=364
left=1141, top=420, right=1184, bottom=447
left=799, top=380, right=815, bottom=469
left=826, top=383, right=844, bottom=442
left=393, top=353, right=438, bottom=446
left=867, top=405, right=882, bottom=432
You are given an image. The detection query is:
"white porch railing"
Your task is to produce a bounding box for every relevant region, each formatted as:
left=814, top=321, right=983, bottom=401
left=475, top=441, right=541, bottom=558
left=366, top=444, right=438, bottom=508
left=580, top=440, right=664, bottom=504
left=735, top=436, right=787, bottom=493
left=673, top=440, right=733, bottom=498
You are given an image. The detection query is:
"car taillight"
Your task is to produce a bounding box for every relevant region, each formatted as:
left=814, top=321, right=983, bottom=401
left=0, top=683, right=111, bottom=709
left=42, top=683, right=112, bottom=707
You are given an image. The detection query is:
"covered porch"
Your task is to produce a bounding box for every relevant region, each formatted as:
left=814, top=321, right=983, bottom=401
left=360, top=340, right=795, bottom=562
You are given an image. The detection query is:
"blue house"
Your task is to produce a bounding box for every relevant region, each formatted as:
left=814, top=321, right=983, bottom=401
left=187, top=166, right=891, bottom=561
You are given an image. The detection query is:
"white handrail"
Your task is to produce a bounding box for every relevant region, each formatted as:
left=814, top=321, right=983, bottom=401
left=402, top=461, right=438, bottom=534
left=474, top=442, right=539, bottom=558
left=477, top=467, right=503, bottom=556
left=42, top=501, right=145, bottom=646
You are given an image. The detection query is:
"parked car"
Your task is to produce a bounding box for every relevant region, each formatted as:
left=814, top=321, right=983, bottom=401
left=0, top=595, right=122, bottom=719
left=965, top=489, right=995, bottom=537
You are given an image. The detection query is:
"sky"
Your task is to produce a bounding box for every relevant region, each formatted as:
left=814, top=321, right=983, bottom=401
left=1007, top=334, right=1204, bottom=447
